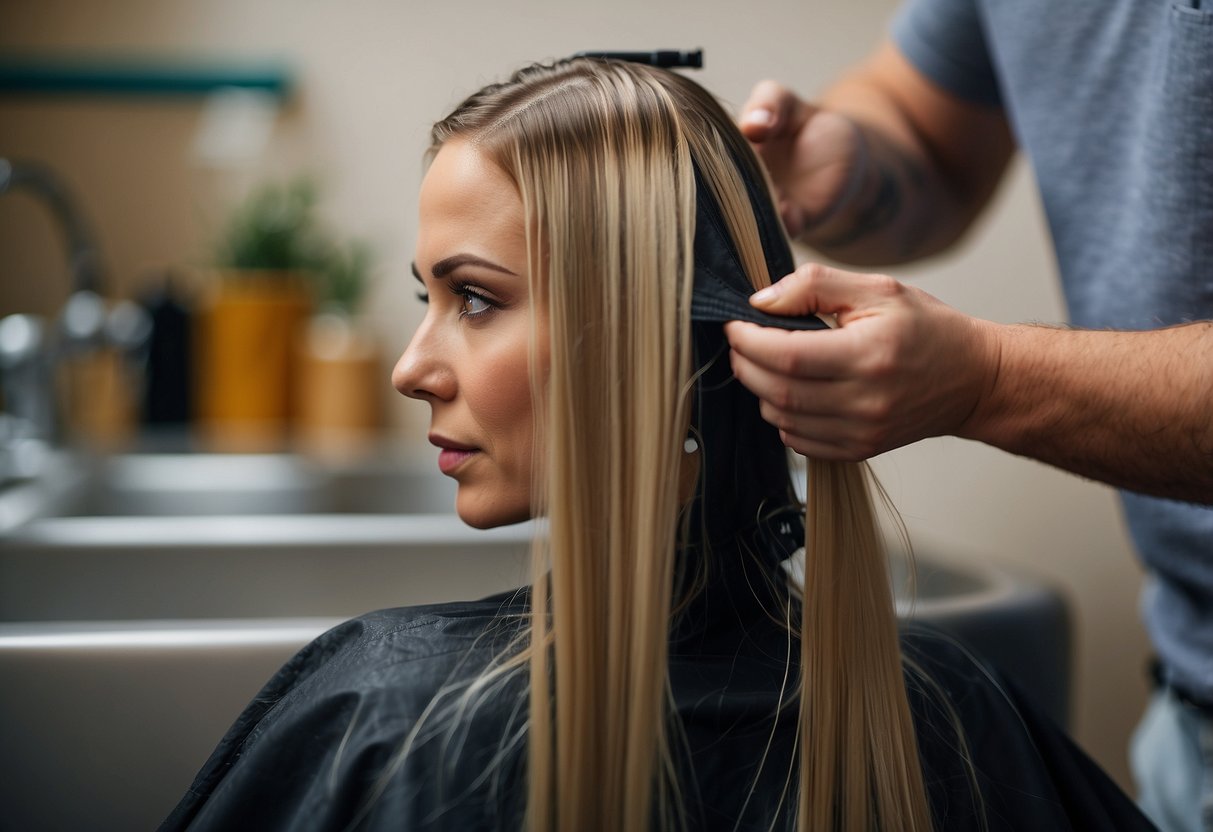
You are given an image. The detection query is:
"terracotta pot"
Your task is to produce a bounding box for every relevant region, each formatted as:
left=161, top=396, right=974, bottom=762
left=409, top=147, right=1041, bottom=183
left=59, top=348, right=138, bottom=450
left=294, top=313, right=384, bottom=458
left=195, top=270, right=311, bottom=451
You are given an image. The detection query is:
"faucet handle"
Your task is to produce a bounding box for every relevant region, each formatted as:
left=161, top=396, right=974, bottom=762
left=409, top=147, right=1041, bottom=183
left=0, top=312, right=55, bottom=456
left=0, top=313, right=44, bottom=369
left=60, top=290, right=107, bottom=349
left=106, top=299, right=152, bottom=352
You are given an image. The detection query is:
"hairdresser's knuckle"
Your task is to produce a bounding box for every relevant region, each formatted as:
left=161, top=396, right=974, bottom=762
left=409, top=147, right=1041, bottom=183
left=853, top=393, right=894, bottom=428
left=859, top=332, right=904, bottom=381
left=783, top=431, right=822, bottom=459
left=759, top=399, right=790, bottom=432
left=867, top=272, right=904, bottom=300
left=777, top=409, right=807, bottom=439
left=771, top=380, right=804, bottom=412
left=867, top=347, right=899, bottom=381
left=762, top=347, right=797, bottom=378
left=795, top=261, right=829, bottom=288
left=780, top=431, right=805, bottom=454
left=758, top=398, right=777, bottom=424
left=871, top=396, right=897, bottom=426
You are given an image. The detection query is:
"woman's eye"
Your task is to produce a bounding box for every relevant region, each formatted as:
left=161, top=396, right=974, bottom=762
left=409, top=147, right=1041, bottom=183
left=415, top=290, right=429, bottom=304
left=449, top=283, right=496, bottom=319
left=461, top=292, right=491, bottom=317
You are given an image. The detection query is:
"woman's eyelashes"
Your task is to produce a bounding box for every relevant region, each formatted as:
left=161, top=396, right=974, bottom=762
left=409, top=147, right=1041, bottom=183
left=414, top=280, right=501, bottom=320
left=448, top=281, right=498, bottom=318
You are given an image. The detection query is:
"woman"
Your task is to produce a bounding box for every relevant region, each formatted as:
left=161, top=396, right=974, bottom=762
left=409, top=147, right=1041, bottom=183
left=162, top=59, right=1153, bottom=831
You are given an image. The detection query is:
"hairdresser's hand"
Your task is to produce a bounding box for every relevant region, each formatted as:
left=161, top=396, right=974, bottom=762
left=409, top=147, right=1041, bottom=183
left=724, top=264, right=1000, bottom=461
left=738, top=81, right=864, bottom=240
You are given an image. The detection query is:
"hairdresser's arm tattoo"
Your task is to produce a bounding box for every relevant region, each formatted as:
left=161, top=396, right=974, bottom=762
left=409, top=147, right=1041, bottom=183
left=794, top=40, right=1014, bottom=266
left=803, top=133, right=934, bottom=264
left=816, top=159, right=902, bottom=251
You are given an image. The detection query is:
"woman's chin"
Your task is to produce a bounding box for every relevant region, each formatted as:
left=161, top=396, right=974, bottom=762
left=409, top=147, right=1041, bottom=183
left=458, top=511, right=501, bottom=530
left=455, top=491, right=530, bottom=530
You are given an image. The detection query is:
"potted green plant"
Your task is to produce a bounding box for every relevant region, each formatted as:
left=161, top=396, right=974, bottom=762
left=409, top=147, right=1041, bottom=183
left=212, top=178, right=330, bottom=275
left=197, top=178, right=370, bottom=451
left=295, top=237, right=384, bottom=457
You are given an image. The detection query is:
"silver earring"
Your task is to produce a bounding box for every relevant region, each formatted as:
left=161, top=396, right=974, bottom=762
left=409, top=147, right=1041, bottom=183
left=683, top=436, right=699, bottom=454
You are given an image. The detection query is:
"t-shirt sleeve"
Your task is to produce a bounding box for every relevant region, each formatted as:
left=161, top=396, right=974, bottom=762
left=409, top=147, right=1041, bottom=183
left=891, top=0, right=1004, bottom=107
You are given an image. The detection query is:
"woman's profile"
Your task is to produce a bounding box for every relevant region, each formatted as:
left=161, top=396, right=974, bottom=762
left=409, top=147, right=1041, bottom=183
left=161, top=59, right=1154, bottom=832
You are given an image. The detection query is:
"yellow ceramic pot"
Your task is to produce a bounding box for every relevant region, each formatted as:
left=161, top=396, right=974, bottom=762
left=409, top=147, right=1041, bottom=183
left=195, top=270, right=312, bottom=451
left=294, top=312, right=383, bottom=458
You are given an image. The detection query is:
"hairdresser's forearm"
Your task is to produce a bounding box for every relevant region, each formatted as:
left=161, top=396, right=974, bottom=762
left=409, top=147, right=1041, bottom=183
left=794, top=113, right=955, bottom=265
left=964, top=320, right=1213, bottom=503
left=804, top=43, right=1014, bottom=265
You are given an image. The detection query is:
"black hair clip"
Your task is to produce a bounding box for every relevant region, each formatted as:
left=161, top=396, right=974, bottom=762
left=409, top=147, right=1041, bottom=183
left=573, top=49, right=704, bottom=69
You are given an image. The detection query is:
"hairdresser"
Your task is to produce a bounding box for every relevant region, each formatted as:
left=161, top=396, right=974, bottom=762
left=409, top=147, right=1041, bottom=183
left=725, top=3, right=1212, bottom=830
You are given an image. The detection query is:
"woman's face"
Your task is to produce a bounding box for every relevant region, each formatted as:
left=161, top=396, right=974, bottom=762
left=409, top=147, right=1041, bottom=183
left=393, top=139, right=542, bottom=529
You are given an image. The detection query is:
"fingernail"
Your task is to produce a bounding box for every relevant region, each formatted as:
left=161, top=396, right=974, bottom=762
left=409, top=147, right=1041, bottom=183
left=743, top=108, right=774, bottom=127
left=751, top=285, right=780, bottom=305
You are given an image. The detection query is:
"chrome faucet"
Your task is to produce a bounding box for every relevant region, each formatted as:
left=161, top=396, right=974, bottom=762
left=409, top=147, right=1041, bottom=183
left=0, top=158, right=149, bottom=481
left=0, top=157, right=104, bottom=297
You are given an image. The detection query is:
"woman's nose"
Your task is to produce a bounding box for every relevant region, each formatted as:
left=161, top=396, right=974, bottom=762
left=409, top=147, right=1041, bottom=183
left=392, top=320, right=455, bottom=403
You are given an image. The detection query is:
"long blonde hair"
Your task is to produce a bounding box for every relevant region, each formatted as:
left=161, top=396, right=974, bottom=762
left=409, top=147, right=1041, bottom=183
left=429, top=59, right=932, bottom=831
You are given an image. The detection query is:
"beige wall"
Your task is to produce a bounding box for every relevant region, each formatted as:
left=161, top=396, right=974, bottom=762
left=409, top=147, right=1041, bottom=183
left=1, top=0, right=1148, bottom=789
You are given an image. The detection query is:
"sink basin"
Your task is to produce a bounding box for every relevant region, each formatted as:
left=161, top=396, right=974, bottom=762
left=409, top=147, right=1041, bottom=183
left=0, top=513, right=532, bottom=621
left=0, top=452, right=1070, bottom=831
left=0, top=450, right=535, bottom=829
left=18, top=451, right=461, bottom=518
left=0, top=452, right=524, bottom=622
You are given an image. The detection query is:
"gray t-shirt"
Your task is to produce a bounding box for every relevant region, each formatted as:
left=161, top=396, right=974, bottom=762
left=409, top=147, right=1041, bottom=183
left=893, top=0, right=1213, bottom=697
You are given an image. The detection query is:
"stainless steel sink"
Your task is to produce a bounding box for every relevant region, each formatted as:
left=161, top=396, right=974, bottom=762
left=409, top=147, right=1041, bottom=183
left=25, top=450, right=461, bottom=518
left=0, top=451, right=527, bottom=622
left=0, top=451, right=1070, bottom=831
left=0, top=450, right=535, bottom=830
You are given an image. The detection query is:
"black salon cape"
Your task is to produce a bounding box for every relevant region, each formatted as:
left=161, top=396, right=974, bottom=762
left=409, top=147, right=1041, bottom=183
left=161, top=590, right=1155, bottom=832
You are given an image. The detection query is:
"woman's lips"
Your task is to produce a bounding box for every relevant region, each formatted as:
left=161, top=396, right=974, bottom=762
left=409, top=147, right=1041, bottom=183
left=437, top=446, right=478, bottom=474
left=429, top=434, right=479, bottom=474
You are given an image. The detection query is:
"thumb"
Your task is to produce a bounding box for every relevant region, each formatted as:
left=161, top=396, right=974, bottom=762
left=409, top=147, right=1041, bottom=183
left=739, top=80, right=810, bottom=143
left=750, top=263, right=886, bottom=318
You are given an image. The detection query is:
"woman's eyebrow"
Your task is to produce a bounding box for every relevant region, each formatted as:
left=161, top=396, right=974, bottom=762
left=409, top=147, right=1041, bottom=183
left=430, top=254, right=517, bottom=278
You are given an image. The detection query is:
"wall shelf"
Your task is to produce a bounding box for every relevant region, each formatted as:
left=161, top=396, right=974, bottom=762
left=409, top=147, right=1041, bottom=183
left=0, top=57, right=293, bottom=99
